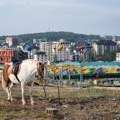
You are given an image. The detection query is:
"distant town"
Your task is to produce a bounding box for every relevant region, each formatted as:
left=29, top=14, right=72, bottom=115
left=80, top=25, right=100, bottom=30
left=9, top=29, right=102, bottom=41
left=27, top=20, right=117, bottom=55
left=0, top=32, right=120, bottom=63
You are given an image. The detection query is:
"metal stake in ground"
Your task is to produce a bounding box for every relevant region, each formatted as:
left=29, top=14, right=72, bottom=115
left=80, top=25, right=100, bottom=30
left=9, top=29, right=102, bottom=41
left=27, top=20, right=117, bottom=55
left=39, top=77, right=47, bottom=99
left=56, top=75, right=61, bottom=105
left=42, top=79, right=47, bottom=99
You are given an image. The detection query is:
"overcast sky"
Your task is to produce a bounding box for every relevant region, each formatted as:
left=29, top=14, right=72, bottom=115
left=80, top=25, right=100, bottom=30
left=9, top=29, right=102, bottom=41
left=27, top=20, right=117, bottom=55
left=0, top=0, right=120, bottom=36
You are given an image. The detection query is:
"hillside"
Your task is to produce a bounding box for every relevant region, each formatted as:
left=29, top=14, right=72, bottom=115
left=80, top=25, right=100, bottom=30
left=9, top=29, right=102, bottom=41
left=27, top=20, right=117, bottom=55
left=0, top=31, right=101, bottom=44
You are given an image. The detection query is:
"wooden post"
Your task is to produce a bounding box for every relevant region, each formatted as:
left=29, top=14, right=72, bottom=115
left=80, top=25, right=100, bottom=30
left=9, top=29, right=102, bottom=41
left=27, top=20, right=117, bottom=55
left=69, top=65, right=71, bottom=81
left=57, top=80, right=60, bottom=104
left=42, top=66, right=47, bottom=99
left=43, top=79, right=47, bottom=98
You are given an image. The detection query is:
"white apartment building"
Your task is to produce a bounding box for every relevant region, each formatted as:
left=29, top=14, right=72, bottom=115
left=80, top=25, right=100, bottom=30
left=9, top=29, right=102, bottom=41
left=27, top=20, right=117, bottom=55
left=112, top=36, right=120, bottom=49
left=39, top=41, right=71, bottom=62
left=116, top=53, right=120, bottom=61
left=33, top=51, right=47, bottom=62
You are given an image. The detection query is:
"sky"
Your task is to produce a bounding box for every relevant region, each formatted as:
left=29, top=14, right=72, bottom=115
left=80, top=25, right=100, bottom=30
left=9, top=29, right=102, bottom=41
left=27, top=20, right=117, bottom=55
left=0, top=0, right=120, bottom=36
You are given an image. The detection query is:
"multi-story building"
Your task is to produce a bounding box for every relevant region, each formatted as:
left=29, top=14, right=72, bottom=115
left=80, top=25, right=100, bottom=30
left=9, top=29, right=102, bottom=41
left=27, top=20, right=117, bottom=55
left=39, top=40, right=71, bottom=62
left=56, top=41, right=71, bottom=61
left=39, top=42, right=53, bottom=61
left=116, top=53, right=120, bottom=61
left=112, top=36, right=120, bottom=49
left=92, top=40, right=117, bottom=55
left=5, top=37, right=19, bottom=47
left=33, top=51, right=47, bottom=62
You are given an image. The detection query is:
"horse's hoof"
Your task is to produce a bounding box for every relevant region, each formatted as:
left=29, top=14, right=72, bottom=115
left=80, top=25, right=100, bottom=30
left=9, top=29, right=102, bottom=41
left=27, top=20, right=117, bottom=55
left=8, top=99, right=11, bottom=102
left=22, top=103, right=26, bottom=106
left=11, top=98, right=14, bottom=101
left=22, top=101, right=26, bottom=105
left=31, top=101, right=34, bottom=106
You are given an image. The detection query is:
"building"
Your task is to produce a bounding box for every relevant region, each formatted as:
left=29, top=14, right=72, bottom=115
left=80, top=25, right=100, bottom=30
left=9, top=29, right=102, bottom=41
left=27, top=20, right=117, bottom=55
left=39, top=40, right=71, bottom=62
left=112, top=36, right=120, bottom=49
left=92, top=40, right=117, bottom=55
left=116, top=53, right=120, bottom=61
left=5, top=37, right=19, bottom=47
left=33, top=51, right=47, bottom=62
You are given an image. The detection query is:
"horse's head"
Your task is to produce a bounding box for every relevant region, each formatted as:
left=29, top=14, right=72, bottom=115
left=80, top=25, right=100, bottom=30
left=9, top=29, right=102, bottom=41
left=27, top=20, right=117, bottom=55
left=37, top=61, right=47, bottom=79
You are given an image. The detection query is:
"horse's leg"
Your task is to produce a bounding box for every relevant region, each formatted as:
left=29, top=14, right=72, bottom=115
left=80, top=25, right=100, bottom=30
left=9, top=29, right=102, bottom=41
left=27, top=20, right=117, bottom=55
left=9, top=82, right=14, bottom=101
left=2, top=76, right=11, bottom=101
left=6, top=86, right=11, bottom=101
left=29, top=81, right=34, bottom=105
left=21, top=82, right=26, bottom=105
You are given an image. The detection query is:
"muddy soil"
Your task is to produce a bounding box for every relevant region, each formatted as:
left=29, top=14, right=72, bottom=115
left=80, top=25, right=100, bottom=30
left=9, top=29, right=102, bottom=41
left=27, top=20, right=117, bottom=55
left=0, top=82, right=120, bottom=120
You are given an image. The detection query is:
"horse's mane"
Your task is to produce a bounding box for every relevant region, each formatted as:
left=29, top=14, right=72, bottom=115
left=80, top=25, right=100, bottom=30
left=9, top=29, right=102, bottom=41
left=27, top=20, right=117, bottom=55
left=22, top=59, right=38, bottom=64
left=22, top=59, right=45, bottom=64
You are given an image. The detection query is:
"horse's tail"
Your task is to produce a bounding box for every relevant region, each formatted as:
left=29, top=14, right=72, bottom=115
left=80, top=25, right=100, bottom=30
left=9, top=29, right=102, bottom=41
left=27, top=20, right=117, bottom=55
left=2, top=65, right=10, bottom=91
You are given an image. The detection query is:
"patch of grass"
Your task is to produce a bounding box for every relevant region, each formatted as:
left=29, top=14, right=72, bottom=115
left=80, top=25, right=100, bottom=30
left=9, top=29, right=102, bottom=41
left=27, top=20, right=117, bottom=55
left=41, top=87, right=120, bottom=100
left=31, top=87, right=120, bottom=104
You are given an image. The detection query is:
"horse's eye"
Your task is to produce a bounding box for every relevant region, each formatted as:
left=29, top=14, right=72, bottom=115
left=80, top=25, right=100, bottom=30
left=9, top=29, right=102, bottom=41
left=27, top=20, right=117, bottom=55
left=39, top=62, right=42, bottom=65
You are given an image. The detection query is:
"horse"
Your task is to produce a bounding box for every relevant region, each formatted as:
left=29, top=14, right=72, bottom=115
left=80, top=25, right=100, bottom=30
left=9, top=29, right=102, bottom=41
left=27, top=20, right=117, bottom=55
left=2, top=59, right=47, bottom=105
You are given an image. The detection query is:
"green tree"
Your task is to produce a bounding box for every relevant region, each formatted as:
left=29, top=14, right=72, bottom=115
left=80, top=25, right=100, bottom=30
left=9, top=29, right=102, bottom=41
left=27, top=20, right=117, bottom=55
left=102, top=51, right=115, bottom=61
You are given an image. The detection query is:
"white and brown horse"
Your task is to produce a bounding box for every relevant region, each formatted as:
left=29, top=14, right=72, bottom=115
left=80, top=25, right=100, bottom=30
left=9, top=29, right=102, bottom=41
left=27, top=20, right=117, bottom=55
left=2, top=59, right=46, bottom=105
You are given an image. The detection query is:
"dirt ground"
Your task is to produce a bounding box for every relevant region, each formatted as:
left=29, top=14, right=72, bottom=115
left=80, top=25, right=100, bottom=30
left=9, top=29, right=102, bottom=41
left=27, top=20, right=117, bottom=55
left=0, top=81, right=120, bottom=120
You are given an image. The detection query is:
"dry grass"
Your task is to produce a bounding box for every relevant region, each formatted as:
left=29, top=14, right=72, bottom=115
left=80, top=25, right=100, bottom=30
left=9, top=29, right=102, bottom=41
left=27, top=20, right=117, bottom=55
left=0, top=82, right=120, bottom=120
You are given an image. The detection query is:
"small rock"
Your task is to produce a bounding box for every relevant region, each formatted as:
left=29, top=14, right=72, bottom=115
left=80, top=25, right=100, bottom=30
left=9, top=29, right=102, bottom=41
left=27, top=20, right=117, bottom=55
left=112, top=98, right=116, bottom=101
left=80, top=105, right=84, bottom=110
left=62, top=104, right=69, bottom=108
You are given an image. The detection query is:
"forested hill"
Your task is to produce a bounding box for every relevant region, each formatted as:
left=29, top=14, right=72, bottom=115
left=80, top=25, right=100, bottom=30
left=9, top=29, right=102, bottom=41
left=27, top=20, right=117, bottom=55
left=0, top=32, right=101, bottom=44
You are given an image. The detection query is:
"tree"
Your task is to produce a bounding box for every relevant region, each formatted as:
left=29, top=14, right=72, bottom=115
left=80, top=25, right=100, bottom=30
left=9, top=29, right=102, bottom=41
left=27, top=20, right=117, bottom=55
left=102, top=51, right=115, bottom=61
